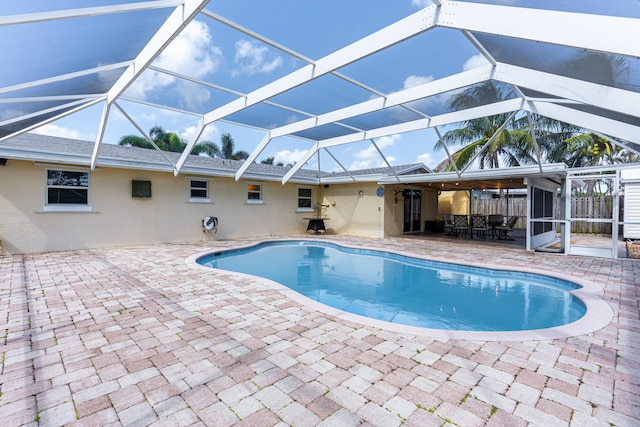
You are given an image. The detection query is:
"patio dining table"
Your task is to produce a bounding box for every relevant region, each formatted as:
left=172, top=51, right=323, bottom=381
left=304, top=217, right=329, bottom=234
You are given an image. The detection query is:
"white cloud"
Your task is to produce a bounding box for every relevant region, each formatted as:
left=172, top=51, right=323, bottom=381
left=416, top=152, right=437, bottom=168
left=347, top=135, right=400, bottom=170
left=274, top=148, right=307, bottom=165
left=157, top=21, right=222, bottom=78
left=125, top=69, right=173, bottom=100
left=177, top=80, right=212, bottom=111
left=348, top=157, right=397, bottom=171
left=126, top=20, right=223, bottom=103
left=232, top=39, right=283, bottom=77
left=374, top=134, right=401, bottom=149
left=31, top=124, right=88, bottom=140
left=399, top=75, right=442, bottom=116
left=181, top=123, right=218, bottom=143
left=403, top=74, right=434, bottom=89
left=463, top=54, right=490, bottom=71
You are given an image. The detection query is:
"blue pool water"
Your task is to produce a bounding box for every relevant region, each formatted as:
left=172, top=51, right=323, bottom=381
left=197, top=241, right=586, bottom=332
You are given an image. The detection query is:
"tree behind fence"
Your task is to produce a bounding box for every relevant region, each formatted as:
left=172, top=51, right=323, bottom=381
left=472, top=196, right=614, bottom=234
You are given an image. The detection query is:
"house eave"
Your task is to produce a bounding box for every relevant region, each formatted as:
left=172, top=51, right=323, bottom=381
left=377, top=163, right=569, bottom=185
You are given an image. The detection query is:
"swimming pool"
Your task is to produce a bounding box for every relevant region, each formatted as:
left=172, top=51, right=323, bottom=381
left=196, top=240, right=587, bottom=333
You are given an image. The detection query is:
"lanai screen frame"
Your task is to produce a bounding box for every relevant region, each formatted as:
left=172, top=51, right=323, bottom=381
left=1, top=0, right=639, bottom=186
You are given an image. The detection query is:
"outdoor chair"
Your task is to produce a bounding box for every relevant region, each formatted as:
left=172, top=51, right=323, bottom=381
left=443, top=214, right=454, bottom=235
left=488, top=214, right=504, bottom=239
left=453, top=214, right=470, bottom=237
left=495, top=215, right=518, bottom=240
left=471, top=215, right=491, bottom=239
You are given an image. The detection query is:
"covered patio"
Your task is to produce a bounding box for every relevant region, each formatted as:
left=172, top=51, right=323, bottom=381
left=1, top=236, right=638, bottom=426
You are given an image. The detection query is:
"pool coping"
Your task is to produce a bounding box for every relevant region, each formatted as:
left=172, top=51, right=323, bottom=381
left=185, top=238, right=614, bottom=342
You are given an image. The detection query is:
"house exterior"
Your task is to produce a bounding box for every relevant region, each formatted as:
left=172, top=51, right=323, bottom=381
left=622, top=168, right=640, bottom=240
left=0, top=134, right=433, bottom=254
left=4, top=134, right=635, bottom=258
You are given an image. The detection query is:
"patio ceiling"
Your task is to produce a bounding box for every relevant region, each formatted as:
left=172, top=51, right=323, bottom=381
left=1, top=1, right=639, bottom=184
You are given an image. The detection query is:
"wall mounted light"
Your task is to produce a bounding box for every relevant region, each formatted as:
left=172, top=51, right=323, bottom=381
left=357, top=190, right=364, bottom=197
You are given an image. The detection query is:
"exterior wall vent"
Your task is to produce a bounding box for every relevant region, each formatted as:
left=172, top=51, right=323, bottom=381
left=132, top=180, right=152, bottom=198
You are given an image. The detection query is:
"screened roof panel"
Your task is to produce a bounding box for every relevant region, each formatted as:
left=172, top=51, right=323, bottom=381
left=1, top=0, right=638, bottom=181
left=557, top=103, right=640, bottom=128
left=1, top=9, right=171, bottom=87
left=0, top=100, right=87, bottom=124
left=122, top=71, right=239, bottom=115
left=341, top=107, right=425, bottom=131
left=0, top=103, right=91, bottom=138
left=180, top=16, right=308, bottom=94
left=475, top=33, right=638, bottom=93
left=207, top=0, right=414, bottom=60
left=292, top=123, right=357, bottom=141
left=2, top=68, right=127, bottom=99
left=458, top=0, right=640, bottom=18
left=336, top=28, right=479, bottom=94
left=224, top=103, right=311, bottom=130
left=269, top=74, right=377, bottom=116
left=403, top=81, right=519, bottom=118
left=2, top=0, right=164, bottom=15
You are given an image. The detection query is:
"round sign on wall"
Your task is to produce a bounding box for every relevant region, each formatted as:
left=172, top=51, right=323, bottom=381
left=376, top=187, right=384, bottom=197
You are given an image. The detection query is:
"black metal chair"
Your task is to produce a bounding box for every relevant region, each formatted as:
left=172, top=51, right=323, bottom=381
left=453, top=214, right=470, bottom=237
left=488, top=214, right=504, bottom=239
left=443, top=214, right=454, bottom=235
left=495, top=216, right=518, bottom=240
left=471, top=215, right=491, bottom=239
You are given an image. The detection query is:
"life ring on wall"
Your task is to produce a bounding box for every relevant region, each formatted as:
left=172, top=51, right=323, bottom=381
left=202, top=216, right=218, bottom=232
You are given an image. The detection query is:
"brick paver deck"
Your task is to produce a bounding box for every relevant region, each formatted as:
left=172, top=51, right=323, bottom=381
left=1, top=235, right=638, bottom=426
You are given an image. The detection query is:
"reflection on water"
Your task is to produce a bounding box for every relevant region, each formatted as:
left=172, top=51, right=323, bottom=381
left=198, top=242, right=585, bottom=332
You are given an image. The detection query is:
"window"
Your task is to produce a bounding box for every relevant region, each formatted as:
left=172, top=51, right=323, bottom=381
left=190, top=179, right=209, bottom=202
left=247, top=183, right=262, bottom=203
left=297, top=187, right=313, bottom=211
left=46, top=169, right=90, bottom=211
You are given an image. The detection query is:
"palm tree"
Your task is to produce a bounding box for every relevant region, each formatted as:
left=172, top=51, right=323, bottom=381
left=193, top=132, right=249, bottom=160
left=119, top=125, right=185, bottom=153
left=260, top=157, right=284, bottom=166
left=434, top=82, right=537, bottom=171
left=118, top=135, right=155, bottom=150
left=191, top=141, right=220, bottom=157
left=119, top=126, right=223, bottom=156
left=538, top=127, right=632, bottom=195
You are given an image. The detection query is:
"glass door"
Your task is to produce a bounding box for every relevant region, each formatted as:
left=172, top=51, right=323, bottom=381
left=403, top=189, right=422, bottom=233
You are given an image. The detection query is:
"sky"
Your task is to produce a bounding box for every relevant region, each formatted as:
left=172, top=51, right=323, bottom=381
left=28, top=0, right=488, bottom=172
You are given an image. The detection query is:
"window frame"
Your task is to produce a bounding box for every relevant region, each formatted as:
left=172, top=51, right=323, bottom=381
left=246, top=182, right=263, bottom=204
left=297, top=186, right=314, bottom=212
left=44, top=168, right=92, bottom=212
left=189, top=178, right=211, bottom=203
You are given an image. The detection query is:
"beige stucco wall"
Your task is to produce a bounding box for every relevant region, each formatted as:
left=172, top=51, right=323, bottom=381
left=0, top=159, right=447, bottom=254
left=0, top=159, right=325, bottom=254
left=316, top=184, right=437, bottom=238
left=421, top=189, right=439, bottom=222
left=318, top=183, right=385, bottom=238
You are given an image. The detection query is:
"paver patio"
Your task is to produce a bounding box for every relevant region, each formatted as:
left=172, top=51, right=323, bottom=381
left=1, top=235, right=638, bottom=426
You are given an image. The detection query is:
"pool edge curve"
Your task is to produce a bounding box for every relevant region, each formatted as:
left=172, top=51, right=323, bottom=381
left=185, top=238, right=614, bottom=342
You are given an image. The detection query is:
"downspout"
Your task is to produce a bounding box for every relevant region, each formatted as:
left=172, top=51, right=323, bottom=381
left=525, top=186, right=531, bottom=251
left=612, top=169, right=620, bottom=259
left=563, top=177, right=572, bottom=255
left=559, top=178, right=568, bottom=254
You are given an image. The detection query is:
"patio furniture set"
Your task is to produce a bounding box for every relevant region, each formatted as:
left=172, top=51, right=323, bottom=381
left=443, top=214, right=519, bottom=240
